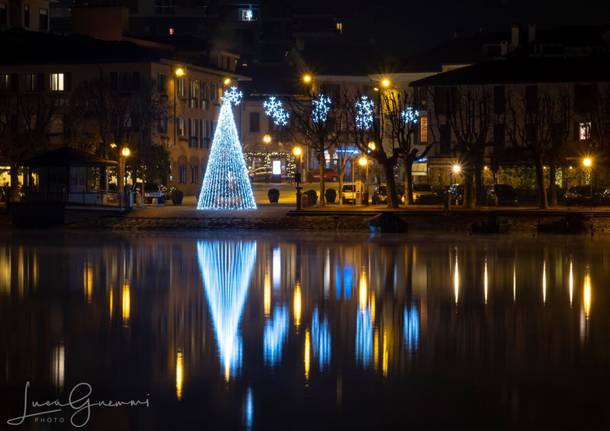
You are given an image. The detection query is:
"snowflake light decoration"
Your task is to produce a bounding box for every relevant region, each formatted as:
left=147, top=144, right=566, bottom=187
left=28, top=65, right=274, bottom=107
left=312, top=94, right=331, bottom=124
left=401, top=106, right=420, bottom=124
left=224, top=86, right=243, bottom=105
left=355, top=95, right=375, bottom=130
left=263, top=96, right=290, bottom=126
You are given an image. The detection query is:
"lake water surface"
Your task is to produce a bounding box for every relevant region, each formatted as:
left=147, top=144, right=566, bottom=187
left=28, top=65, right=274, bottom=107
left=1, top=231, right=610, bottom=430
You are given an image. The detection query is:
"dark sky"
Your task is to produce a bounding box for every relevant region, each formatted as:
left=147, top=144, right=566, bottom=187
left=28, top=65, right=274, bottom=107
left=290, top=0, right=610, bottom=54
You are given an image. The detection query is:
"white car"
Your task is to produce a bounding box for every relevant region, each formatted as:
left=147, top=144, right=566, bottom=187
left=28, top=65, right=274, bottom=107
left=341, top=184, right=357, bottom=204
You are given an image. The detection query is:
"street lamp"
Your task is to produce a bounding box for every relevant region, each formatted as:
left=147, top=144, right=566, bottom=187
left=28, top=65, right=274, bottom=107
left=223, top=77, right=232, bottom=86
left=293, top=146, right=303, bottom=210
left=118, top=146, right=131, bottom=209
left=380, top=77, right=391, bottom=89
left=359, top=156, right=369, bottom=205
left=583, top=156, right=594, bottom=198
left=448, top=163, right=462, bottom=210
left=262, top=134, right=272, bottom=144
left=367, top=141, right=376, bottom=152
left=302, top=73, right=313, bottom=85
left=174, top=67, right=186, bottom=148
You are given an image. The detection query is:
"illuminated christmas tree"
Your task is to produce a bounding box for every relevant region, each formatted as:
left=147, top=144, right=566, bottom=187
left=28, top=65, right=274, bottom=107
left=197, top=87, right=257, bottom=210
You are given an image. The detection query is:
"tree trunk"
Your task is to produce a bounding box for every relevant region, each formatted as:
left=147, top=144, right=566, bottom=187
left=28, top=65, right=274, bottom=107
left=464, top=170, right=476, bottom=208
left=318, top=153, right=326, bottom=206
left=474, top=159, right=484, bottom=206
left=404, top=158, right=414, bottom=205
left=9, top=164, right=19, bottom=202
left=534, top=156, right=548, bottom=209
left=384, top=162, right=399, bottom=208
left=548, top=162, right=558, bottom=207
left=338, top=161, right=344, bottom=205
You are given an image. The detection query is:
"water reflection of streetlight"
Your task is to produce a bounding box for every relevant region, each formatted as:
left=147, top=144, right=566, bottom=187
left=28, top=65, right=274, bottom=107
left=583, top=269, right=592, bottom=320
left=569, top=259, right=574, bottom=307
left=176, top=351, right=184, bottom=400
left=304, top=329, right=311, bottom=380
left=453, top=252, right=460, bottom=304
left=542, top=260, right=547, bottom=305
left=263, top=272, right=271, bottom=317
left=358, top=270, right=368, bottom=311
left=293, top=282, right=302, bottom=329
left=483, top=258, right=489, bottom=305
left=122, top=281, right=130, bottom=326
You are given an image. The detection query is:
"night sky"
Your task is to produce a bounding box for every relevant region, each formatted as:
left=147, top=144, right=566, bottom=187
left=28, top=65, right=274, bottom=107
left=290, top=0, right=610, bottom=54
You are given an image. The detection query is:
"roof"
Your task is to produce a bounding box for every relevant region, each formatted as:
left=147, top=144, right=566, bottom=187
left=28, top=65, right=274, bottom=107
left=0, top=29, right=167, bottom=65
left=24, top=147, right=117, bottom=167
left=410, top=56, right=610, bottom=87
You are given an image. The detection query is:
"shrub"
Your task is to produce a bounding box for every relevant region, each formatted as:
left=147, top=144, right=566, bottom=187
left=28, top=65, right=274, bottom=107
left=325, top=188, right=337, bottom=203
left=171, top=189, right=184, bottom=205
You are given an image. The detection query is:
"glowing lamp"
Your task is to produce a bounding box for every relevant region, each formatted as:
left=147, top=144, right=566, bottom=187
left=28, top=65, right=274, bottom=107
left=367, top=141, right=376, bottom=151
left=262, top=134, right=272, bottom=144
left=358, top=156, right=368, bottom=167
left=174, top=67, right=185, bottom=77
left=381, top=78, right=391, bottom=88
left=302, top=73, right=313, bottom=84
left=451, top=163, right=461, bottom=174
left=223, top=77, right=232, bottom=86
left=121, top=147, right=131, bottom=158
left=110, top=142, right=117, bottom=149
left=583, top=157, right=593, bottom=168
left=292, top=146, right=303, bottom=157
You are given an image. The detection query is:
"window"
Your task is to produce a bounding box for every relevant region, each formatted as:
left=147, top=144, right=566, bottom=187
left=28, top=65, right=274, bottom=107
left=336, top=22, right=343, bottom=33
left=24, top=73, right=39, bottom=92
left=493, top=124, right=505, bottom=149
left=176, top=117, right=185, bottom=137
left=179, top=165, right=187, bottom=184
left=177, top=77, right=185, bottom=98
left=525, top=85, right=538, bottom=113
left=189, top=118, right=198, bottom=147
left=419, top=114, right=428, bottom=143
left=190, top=80, right=199, bottom=108
left=0, top=74, right=10, bottom=91
left=0, top=3, right=7, bottom=26
left=210, top=83, right=217, bottom=102
left=249, top=112, right=260, bottom=133
left=434, top=87, right=456, bottom=115
left=239, top=7, right=255, bottom=21
left=157, top=73, right=167, bottom=93
left=158, top=116, right=168, bottom=134
left=579, top=122, right=591, bottom=141
left=39, top=8, right=48, bottom=31
left=23, top=4, right=30, bottom=27
left=50, top=73, right=64, bottom=91
left=191, top=165, right=198, bottom=183
left=493, top=86, right=505, bottom=115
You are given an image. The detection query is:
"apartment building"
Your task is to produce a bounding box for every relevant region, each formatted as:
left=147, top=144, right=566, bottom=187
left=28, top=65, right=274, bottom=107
left=0, top=0, right=49, bottom=31
left=0, top=29, right=241, bottom=195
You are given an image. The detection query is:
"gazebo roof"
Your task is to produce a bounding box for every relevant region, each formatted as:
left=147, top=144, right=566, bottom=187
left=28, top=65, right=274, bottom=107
left=24, top=147, right=117, bottom=167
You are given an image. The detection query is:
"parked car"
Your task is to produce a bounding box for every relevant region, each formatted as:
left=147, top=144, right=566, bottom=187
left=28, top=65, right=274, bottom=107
left=371, top=184, right=405, bottom=205
left=249, top=167, right=273, bottom=183
left=411, top=183, right=441, bottom=204
left=564, top=185, right=601, bottom=205
left=341, top=183, right=357, bottom=204
left=487, top=184, right=518, bottom=206
left=309, top=169, right=339, bottom=182
left=143, top=183, right=166, bottom=204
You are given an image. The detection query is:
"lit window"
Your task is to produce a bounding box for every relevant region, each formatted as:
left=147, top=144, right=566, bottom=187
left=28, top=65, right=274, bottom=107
left=177, top=117, right=185, bottom=137
left=579, top=122, right=591, bottom=141
left=239, top=8, right=255, bottom=21
left=0, top=74, right=10, bottom=91
left=168, top=27, right=174, bottom=35
left=39, top=8, right=48, bottom=31
left=50, top=73, right=64, bottom=91
left=336, top=22, right=343, bottom=33
left=25, top=73, right=38, bottom=92
left=419, top=114, right=428, bottom=143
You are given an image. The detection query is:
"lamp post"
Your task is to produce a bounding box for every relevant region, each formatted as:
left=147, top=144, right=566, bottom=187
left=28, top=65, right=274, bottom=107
left=173, top=67, right=185, bottom=149
left=118, top=146, right=131, bottom=209
left=449, top=163, right=462, bottom=210
left=582, top=156, right=593, bottom=199
left=293, top=146, right=303, bottom=210
left=358, top=155, right=368, bottom=205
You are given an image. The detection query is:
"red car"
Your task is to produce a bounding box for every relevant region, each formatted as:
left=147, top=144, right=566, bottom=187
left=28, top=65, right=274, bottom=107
left=309, top=169, right=339, bottom=182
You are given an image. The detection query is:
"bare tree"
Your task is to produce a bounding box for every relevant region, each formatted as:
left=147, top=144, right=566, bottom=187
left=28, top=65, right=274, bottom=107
left=68, top=74, right=170, bottom=184
left=507, top=86, right=571, bottom=208
left=384, top=90, right=432, bottom=205
left=432, top=86, right=491, bottom=208
left=347, top=91, right=402, bottom=208
left=0, top=91, right=60, bottom=199
left=286, top=93, right=345, bottom=206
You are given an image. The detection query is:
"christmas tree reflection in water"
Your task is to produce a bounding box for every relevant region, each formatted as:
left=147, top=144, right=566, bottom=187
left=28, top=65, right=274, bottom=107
left=197, top=240, right=257, bottom=381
